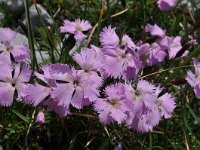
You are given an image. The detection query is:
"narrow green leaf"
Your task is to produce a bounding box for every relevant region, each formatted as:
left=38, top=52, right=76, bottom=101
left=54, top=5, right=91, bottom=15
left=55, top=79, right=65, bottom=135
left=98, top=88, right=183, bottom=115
left=11, top=109, right=30, bottom=124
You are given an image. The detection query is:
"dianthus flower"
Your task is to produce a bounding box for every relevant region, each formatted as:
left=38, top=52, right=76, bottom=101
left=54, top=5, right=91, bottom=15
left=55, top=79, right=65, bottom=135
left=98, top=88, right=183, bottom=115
left=100, top=26, right=136, bottom=51
left=103, top=48, right=141, bottom=79
left=125, top=80, right=156, bottom=116
left=0, top=64, right=31, bottom=106
left=60, top=18, right=92, bottom=40
left=73, top=47, right=104, bottom=87
left=158, top=36, right=182, bottom=59
left=36, top=111, right=45, bottom=124
left=51, top=68, right=101, bottom=109
left=100, top=26, right=119, bottom=46
left=157, top=0, right=177, bottom=11
left=94, top=84, right=133, bottom=124
left=0, top=28, right=30, bottom=63
left=125, top=81, right=176, bottom=132
left=99, top=26, right=142, bottom=79
left=22, top=64, right=71, bottom=117
left=145, top=24, right=166, bottom=37
left=186, top=59, right=200, bottom=99
left=138, top=43, right=167, bottom=66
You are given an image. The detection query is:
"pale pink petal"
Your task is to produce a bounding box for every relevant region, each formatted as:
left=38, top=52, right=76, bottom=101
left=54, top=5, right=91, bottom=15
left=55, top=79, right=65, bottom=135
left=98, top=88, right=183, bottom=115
left=0, top=64, right=12, bottom=82
left=186, top=71, right=196, bottom=87
left=71, top=86, right=84, bottom=109
left=100, top=26, right=119, bottom=46
left=74, top=18, right=92, bottom=31
left=11, top=45, right=30, bottom=61
left=110, top=108, right=127, bottom=124
left=22, top=83, right=50, bottom=106
left=0, top=83, right=15, bottom=106
left=74, top=31, right=87, bottom=40
left=51, top=83, right=75, bottom=107
left=43, top=98, right=70, bottom=118
left=0, top=28, right=16, bottom=43
left=0, top=51, right=11, bottom=65
left=145, top=24, right=166, bottom=37
left=60, top=19, right=76, bottom=33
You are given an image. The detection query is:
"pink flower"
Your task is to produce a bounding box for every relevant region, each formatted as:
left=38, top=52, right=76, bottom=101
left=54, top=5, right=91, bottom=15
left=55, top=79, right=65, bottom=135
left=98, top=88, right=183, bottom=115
left=138, top=43, right=167, bottom=66
left=186, top=59, right=200, bottom=99
left=43, top=98, right=70, bottom=118
left=145, top=24, right=166, bottom=37
left=100, top=26, right=119, bottom=46
left=60, top=19, right=92, bottom=40
left=159, top=36, right=182, bottom=59
left=94, top=84, right=133, bottom=124
left=122, top=34, right=137, bottom=51
left=73, top=47, right=105, bottom=73
left=103, top=48, right=142, bottom=79
left=22, top=83, right=50, bottom=106
left=0, top=28, right=30, bottom=63
left=51, top=68, right=100, bottom=109
left=0, top=64, right=32, bottom=106
left=125, top=80, right=156, bottom=116
left=21, top=64, right=70, bottom=106
left=156, top=93, right=176, bottom=118
left=157, top=0, right=177, bottom=11
left=125, top=81, right=176, bottom=132
left=36, top=111, right=45, bottom=124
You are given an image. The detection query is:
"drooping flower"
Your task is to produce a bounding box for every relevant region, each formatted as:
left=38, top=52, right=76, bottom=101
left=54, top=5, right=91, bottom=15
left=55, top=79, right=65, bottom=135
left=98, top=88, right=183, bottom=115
left=60, top=19, right=92, bottom=40
left=36, top=111, right=45, bottom=124
left=94, top=84, right=133, bottom=124
left=0, top=28, right=30, bottom=63
left=186, top=59, right=200, bottom=99
left=0, top=64, right=32, bottom=106
left=138, top=43, right=167, bottom=66
left=157, top=0, right=177, bottom=11
left=188, top=39, right=198, bottom=46
left=145, top=24, right=166, bottom=37
left=43, top=98, right=70, bottom=118
left=158, top=36, right=182, bottom=59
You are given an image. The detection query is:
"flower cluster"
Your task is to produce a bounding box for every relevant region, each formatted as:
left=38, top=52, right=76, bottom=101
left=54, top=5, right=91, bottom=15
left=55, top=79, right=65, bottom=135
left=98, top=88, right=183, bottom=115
left=138, top=23, right=183, bottom=66
left=0, top=19, right=182, bottom=132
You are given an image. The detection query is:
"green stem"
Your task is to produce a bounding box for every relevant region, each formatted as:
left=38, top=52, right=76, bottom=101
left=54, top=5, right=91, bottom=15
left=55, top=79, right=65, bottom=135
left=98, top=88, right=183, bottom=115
left=34, top=3, right=56, bottom=63
left=149, top=132, right=152, bottom=150
left=106, top=0, right=111, bottom=24
left=23, top=0, right=38, bottom=71
left=96, top=1, right=105, bottom=45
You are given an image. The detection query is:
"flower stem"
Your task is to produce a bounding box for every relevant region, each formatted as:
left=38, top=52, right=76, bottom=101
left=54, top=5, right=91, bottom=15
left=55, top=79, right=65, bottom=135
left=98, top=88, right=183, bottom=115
left=23, top=0, right=38, bottom=71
